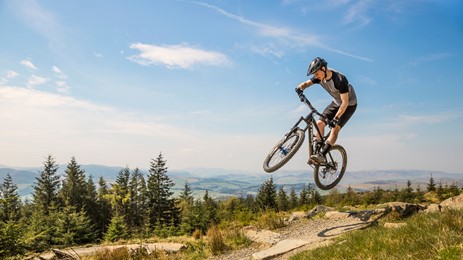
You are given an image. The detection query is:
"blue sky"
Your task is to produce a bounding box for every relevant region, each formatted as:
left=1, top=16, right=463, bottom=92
left=0, top=0, right=462, bottom=173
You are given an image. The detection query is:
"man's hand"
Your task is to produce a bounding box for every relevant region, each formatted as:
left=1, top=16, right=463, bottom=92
left=328, top=118, right=340, bottom=128
left=295, top=87, right=303, bottom=95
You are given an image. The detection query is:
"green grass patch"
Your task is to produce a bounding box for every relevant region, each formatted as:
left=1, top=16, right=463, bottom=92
left=291, top=209, right=463, bottom=260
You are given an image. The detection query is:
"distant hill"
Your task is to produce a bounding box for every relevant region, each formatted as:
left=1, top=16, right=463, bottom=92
left=1, top=165, right=462, bottom=199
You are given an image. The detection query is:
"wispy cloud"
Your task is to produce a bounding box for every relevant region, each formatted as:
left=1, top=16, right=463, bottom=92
left=406, top=53, right=454, bottom=67
left=20, top=60, right=39, bottom=70
left=7, top=71, right=19, bottom=79
left=9, top=0, right=65, bottom=48
left=192, top=1, right=372, bottom=62
left=27, top=75, right=48, bottom=87
left=128, top=43, right=230, bottom=69
left=52, top=65, right=67, bottom=79
left=342, top=0, right=373, bottom=28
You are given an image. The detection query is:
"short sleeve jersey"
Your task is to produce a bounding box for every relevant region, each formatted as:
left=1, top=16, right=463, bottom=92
left=311, top=69, right=357, bottom=106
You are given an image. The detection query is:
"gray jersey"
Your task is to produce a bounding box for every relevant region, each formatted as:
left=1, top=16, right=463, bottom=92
left=311, top=69, right=357, bottom=106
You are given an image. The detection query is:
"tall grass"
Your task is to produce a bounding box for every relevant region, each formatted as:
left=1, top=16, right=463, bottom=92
left=206, top=225, right=227, bottom=255
left=291, top=209, right=463, bottom=259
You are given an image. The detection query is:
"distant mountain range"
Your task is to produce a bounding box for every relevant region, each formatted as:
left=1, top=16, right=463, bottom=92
left=1, top=165, right=462, bottom=199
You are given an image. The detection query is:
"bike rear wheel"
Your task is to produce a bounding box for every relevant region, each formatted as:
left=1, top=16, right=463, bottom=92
left=263, top=128, right=305, bottom=173
left=313, top=145, right=347, bottom=190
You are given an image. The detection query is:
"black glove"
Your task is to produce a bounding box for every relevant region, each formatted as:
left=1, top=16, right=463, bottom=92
left=295, top=87, right=303, bottom=95
left=328, top=118, right=340, bottom=128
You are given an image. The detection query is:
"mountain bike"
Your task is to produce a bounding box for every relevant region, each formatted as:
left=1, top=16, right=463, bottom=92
left=263, top=90, right=347, bottom=190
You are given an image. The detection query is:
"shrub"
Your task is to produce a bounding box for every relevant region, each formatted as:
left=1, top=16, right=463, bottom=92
left=255, top=210, right=286, bottom=230
left=206, top=225, right=227, bottom=255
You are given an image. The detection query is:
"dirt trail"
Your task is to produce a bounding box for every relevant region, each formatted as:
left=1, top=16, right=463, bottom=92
left=209, top=213, right=374, bottom=260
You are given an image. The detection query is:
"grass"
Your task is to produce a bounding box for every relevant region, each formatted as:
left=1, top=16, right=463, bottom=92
left=291, top=209, right=463, bottom=259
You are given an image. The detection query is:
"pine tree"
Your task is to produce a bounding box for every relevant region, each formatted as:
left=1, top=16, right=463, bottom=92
left=33, top=155, right=60, bottom=215
left=53, top=205, right=95, bottom=246
left=309, top=185, right=323, bottom=205
left=83, top=176, right=99, bottom=234
left=60, top=157, right=87, bottom=212
left=202, top=190, right=218, bottom=226
left=110, top=167, right=131, bottom=218
left=345, top=185, right=358, bottom=206
left=179, top=181, right=194, bottom=205
left=0, top=174, right=21, bottom=221
left=299, top=185, right=309, bottom=206
left=0, top=174, right=25, bottom=257
left=178, top=180, right=194, bottom=221
left=128, top=168, right=147, bottom=231
left=288, top=187, right=298, bottom=210
left=146, top=153, right=177, bottom=228
left=276, top=187, right=289, bottom=212
left=449, top=182, right=460, bottom=197
left=96, top=176, right=112, bottom=238
left=415, top=185, right=425, bottom=203
left=437, top=182, right=444, bottom=200
left=400, top=180, right=414, bottom=203
left=256, top=177, right=277, bottom=211
left=427, top=173, right=436, bottom=192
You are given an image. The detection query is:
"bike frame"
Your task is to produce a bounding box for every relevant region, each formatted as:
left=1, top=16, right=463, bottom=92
left=288, top=93, right=332, bottom=164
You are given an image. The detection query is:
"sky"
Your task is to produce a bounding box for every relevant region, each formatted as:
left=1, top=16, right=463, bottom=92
left=0, top=0, right=462, bottom=174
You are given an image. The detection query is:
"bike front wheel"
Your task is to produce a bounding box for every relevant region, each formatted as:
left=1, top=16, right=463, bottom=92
left=263, top=128, right=305, bottom=173
left=313, top=145, right=347, bottom=190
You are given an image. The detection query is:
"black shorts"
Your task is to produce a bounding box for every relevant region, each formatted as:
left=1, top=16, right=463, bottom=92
left=320, top=102, right=357, bottom=128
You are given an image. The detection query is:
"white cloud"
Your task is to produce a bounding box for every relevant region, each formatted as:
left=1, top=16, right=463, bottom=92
left=7, top=71, right=19, bottom=78
left=20, top=60, right=39, bottom=70
left=128, top=43, right=230, bottom=69
left=55, top=81, right=70, bottom=94
left=27, top=75, right=48, bottom=87
left=52, top=65, right=67, bottom=79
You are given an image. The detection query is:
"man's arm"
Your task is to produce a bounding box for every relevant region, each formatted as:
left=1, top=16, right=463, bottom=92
left=335, top=92, right=349, bottom=119
left=297, top=79, right=314, bottom=91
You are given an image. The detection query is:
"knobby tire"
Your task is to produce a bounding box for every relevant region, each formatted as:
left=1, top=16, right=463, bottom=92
left=263, top=128, right=305, bottom=173
left=313, top=145, right=347, bottom=190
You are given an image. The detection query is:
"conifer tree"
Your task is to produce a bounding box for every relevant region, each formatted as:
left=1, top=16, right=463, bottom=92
left=256, top=177, right=277, bottom=211
left=437, top=182, right=444, bottom=200
left=111, top=167, right=131, bottom=217
left=33, top=155, right=60, bottom=215
left=427, top=173, right=436, bottom=192
left=178, top=180, right=194, bottom=223
left=0, top=174, right=21, bottom=221
left=0, top=174, right=25, bottom=257
left=298, top=185, right=309, bottom=206
left=128, top=168, right=147, bottom=231
left=287, top=187, right=298, bottom=210
left=84, top=176, right=99, bottom=233
left=415, top=185, right=425, bottom=203
left=276, top=187, right=289, bottom=212
left=96, top=176, right=112, bottom=238
left=60, top=157, right=87, bottom=212
left=146, top=153, right=177, bottom=228
left=345, top=185, right=358, bottom=206
left=400, top=180, right=414, bottom=202
left=179, top=181, right=194, bottom=205
left=202, top=190, right=218, bottom=226
left=449, top=182, right=460, bottom=196
left=309, top=185, right=323, bottom=205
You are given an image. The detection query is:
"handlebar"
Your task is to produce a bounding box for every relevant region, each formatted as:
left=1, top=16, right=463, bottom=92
left=296, top=89, right=324, bottom=118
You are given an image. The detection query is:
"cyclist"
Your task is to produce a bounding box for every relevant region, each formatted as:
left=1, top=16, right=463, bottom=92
left=295, top=57, right=357, bottom=164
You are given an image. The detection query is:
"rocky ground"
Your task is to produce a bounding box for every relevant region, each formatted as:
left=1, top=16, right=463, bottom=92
left=209, top=210, right=374, bottom=260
